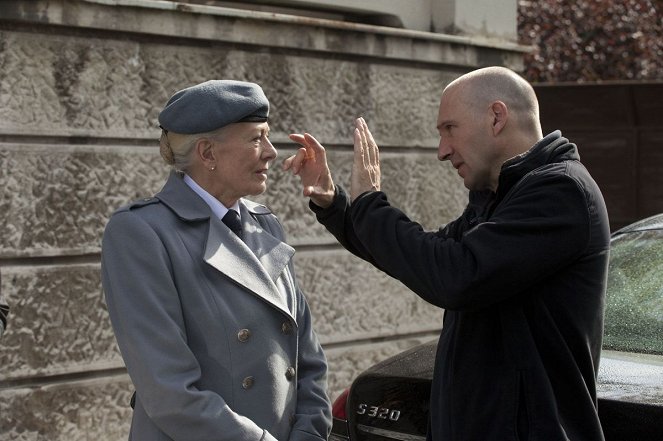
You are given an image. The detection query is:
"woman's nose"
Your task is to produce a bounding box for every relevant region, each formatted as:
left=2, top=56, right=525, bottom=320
left=263, top=138, right=277, bottom=159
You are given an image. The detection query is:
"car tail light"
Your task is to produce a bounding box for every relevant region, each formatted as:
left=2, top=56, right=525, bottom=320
left=332, top=388, right=350, bottom=420
left=329, top=388, right=350, bottom=441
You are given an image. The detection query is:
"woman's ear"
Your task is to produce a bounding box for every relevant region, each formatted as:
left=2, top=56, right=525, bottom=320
left=195, top=138, right=217, bottom=171
left=491, top=101, right=508, bottom=135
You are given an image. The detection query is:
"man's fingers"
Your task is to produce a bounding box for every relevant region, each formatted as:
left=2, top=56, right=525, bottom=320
left=289, top=133, right=311, bottom=160
left=282, top=154, right=296, bottom=171
left=287, top=131, right=336, bottom=207
left=362, top=119, right=379, bottom=167
left=357, top=117, right=378, bottom=167
left=294, top=148, right=309, bottom=173
left=304, top=132, right=329, bottom=159
left=353, top=127, right=364, bottom=166
left=292, top=132, right=324, bottom=161
left=288, top=133, right=305, bottom=144
left=282, top=148, right=308, bottom=174
left=357, top=118, right=372, bottom=166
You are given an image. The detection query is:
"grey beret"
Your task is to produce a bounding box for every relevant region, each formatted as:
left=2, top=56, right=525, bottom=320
left=158, top=80, right=269, bottom=134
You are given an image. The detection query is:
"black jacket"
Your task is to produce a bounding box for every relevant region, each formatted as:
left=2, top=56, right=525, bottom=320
left=313, top=131, right=610, bottom=440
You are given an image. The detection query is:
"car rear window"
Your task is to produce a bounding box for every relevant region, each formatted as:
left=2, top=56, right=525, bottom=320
left=603, top=229, right=663, bottom=355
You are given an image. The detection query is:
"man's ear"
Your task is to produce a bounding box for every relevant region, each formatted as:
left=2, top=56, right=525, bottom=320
left=195, top=138, right=216, bottom=169
left=490, top=101, right=508, bottom=135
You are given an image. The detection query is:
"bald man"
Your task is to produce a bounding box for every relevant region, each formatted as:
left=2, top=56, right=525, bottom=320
left=285, top=66, right=610, bottom=441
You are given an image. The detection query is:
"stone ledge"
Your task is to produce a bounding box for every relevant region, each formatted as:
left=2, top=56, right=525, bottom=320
left=0, top=144, right=467, bottom=257
left=0, top=374, right=133, bottom=441
left=0, top=264, right=120, bottom=380
left=0, top=28, right=459, bottom=144
left=0, top=0, right=529, bottom=68
left=297, top=249, right=444, bottom=345
left=0, top=334, right=439, bottom=440
left=0, top=254, right=443, bottom=379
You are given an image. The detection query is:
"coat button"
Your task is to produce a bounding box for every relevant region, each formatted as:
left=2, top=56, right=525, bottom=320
left=281, top=321, right=293, bottom=335
left=289, top=413, right=296, bottom=426
left=237, top=329, right=251, bottom=342
left=285, top=367, right=296, bottom=381
left=242, top=376, right=254, bottom=389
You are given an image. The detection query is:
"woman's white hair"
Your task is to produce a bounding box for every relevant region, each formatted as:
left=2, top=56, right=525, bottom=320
left=159, top=127, right=225, bottom=172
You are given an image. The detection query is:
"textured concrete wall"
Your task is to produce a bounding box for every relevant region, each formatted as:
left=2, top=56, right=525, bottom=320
left=0, top=1, right=526, bottom=439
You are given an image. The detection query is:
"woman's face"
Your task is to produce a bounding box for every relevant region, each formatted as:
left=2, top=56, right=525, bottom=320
left=209, top=121, right=277, bottom=206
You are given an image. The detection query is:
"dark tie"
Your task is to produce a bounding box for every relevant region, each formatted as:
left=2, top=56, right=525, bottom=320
left=222, top=209, right=243, bottom=240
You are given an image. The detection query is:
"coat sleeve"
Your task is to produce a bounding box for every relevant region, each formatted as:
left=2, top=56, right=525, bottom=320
left=288, top=279, right=332, bottom=441
left=332, top=173, right=594, bottom=311
left=101, top=209, right=278, bottom=441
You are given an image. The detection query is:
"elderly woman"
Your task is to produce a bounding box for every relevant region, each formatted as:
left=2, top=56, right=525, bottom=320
left=101, top=80, right=331, bottom=441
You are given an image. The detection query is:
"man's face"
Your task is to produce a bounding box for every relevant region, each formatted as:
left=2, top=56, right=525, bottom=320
left=436, top=86, right=498, bottom=192
left=211, top=121, right=277, bottom=204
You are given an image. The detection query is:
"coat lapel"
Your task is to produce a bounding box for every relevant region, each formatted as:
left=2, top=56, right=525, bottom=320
left=156, top=172, right=295, bottom=318
left=240, top=200, right=295, bottom=285
left=203, top=216, right=293, bottom=318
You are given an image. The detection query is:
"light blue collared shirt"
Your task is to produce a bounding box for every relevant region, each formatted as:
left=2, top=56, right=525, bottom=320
left=183, top=174, right=241, bottom=220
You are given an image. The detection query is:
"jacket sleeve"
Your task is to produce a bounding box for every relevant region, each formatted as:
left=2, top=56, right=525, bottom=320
left=348, top=171, right=594, bottom=311
left=289, top=277, right=332, bottom=441
left=310, top=186, right=384, bottom=269
left=101, top=209, right=278, bottom=441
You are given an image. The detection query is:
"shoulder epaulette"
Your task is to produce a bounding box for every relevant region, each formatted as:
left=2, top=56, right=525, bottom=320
left=115, top=197, right=161, bottom=213
left=243, top=199, right=272, bottom=216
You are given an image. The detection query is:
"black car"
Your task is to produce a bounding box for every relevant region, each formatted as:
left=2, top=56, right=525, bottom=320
left=330, top=214, right=663, bottom=441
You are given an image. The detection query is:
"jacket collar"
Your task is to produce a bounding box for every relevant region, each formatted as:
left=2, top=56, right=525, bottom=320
left=156, top=172, right=294, bottom=318
left=464, top=131, right=580, bottom=224
left=499, top=130, right=579, bottom=193
left=155, top=171, right=212, bottom=221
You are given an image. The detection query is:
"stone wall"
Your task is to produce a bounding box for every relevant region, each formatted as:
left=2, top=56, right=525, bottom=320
left=0, top=1, right=526, bottom=439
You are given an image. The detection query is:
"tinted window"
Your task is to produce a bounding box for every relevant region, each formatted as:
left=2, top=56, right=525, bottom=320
left=603, top=229, right=663, bottom=355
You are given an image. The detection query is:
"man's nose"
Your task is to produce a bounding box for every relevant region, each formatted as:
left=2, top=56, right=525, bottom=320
left=438, top=139, right=452, bottom=161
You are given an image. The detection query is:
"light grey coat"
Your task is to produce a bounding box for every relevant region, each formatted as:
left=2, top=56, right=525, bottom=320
left=101, top=172, right=331, bottom=441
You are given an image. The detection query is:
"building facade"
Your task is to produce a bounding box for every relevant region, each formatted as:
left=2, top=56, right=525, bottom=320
left=0, top=1, right=526, bottom=439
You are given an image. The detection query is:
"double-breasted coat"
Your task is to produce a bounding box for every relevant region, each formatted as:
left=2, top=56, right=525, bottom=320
left=101, top=172, right=331, bottom=441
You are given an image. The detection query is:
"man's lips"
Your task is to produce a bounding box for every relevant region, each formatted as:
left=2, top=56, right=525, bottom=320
left=452, top=162, right=465, bottom=177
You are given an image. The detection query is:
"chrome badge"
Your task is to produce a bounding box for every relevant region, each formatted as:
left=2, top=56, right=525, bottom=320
left=356, top=403, right=401, bottom=421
